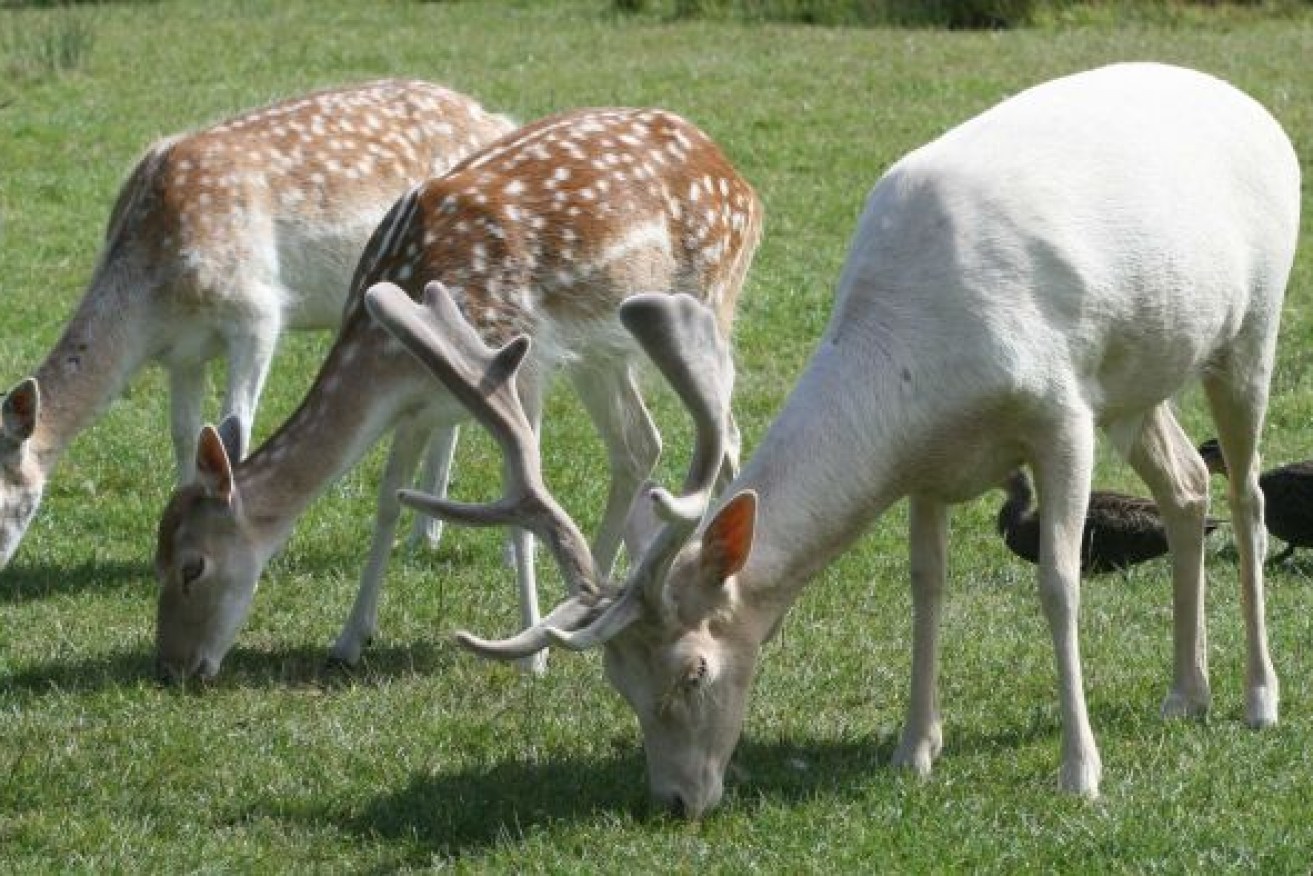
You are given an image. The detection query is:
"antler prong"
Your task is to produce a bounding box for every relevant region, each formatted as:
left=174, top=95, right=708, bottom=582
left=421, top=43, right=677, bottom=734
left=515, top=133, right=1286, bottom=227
left=649, top=486, right=707, bottom=525
left=452, top=594, right=603, bottom=660
left=542, top=597, right=640, bottom=651
left=365, top=280, right=600, bottom=597
left=618, top=293, right=734, bottom=538
left=376, top=286, right=739, bottom=656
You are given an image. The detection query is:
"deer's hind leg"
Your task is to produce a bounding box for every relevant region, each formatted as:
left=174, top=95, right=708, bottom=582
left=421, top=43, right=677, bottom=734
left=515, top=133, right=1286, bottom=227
left=1120, top=404, right=1212, bottom=719
left=1203, top=354, right=1279, bottom=728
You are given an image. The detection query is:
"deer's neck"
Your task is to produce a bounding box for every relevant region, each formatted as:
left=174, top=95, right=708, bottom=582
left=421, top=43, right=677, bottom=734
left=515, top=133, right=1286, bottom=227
left=728, top=316, right=989, bottom=639
left=735, top=347, right=902, bottom=595
left=30, top=277, right=152, bottom=469
left=233, top=322, right=435, bottom=554
left=726, top=305, right=1027, bottom=638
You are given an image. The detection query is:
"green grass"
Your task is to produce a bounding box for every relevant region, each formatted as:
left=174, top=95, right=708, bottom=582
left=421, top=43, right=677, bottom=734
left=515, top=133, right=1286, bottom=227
left=2, top=3, right=95, bottom=80
left=3, top=0, right=1313, bottom=870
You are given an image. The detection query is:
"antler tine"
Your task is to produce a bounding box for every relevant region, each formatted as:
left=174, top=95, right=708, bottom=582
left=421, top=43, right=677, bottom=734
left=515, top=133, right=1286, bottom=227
left=508, top=292, right=741, bottom=654
left=619, top=293, right=734, bottom=527
left=443, top=292, right=739, bottom=660
left=453, top=597, right=601, bottom=659
left=364, top=280, right=600, bottom=597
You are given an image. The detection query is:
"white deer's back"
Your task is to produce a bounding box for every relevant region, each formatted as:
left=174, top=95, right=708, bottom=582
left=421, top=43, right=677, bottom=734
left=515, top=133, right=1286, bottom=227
left=796, top=62, right=1299, bottom=503
left=833, top=63, right=1298, bottom=413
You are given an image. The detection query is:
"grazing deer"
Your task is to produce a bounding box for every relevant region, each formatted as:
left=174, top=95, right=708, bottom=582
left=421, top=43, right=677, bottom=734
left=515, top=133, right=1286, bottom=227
left=152, top=107, right=764, bottom=681
left=0, top=79, right=514, bottom=569
left=402, top=63, right=1299, bottom=816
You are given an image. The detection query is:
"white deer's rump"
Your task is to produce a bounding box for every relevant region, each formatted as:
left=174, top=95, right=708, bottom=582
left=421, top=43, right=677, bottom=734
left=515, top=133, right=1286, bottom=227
left=405, top=63, right=1298, bottom=817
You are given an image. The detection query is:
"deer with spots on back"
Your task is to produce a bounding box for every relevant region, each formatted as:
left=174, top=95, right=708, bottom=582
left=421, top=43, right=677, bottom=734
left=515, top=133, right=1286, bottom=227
left=0, top=80, right=515, bottom=570
left=152, top=107, right=764, bottom=681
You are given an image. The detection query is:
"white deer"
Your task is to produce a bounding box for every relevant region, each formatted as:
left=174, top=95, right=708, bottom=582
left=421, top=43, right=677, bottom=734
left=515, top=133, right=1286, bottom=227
left=394, top=63, right=1300, bottom=816
left=152, top=107, right=763, bottom=681
left=0, top=79, right=514, bottom=569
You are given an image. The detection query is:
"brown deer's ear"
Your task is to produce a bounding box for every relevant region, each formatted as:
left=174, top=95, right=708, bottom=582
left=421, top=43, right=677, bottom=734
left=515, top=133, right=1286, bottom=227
left=2, top=378, right=39, bottom=444
left=702, top=490, right=757, bottom=582
left=195, top=425, right=235, bottom=503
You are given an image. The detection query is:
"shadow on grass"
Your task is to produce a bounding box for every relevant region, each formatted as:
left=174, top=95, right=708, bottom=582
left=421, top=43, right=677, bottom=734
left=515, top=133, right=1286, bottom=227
left=0, top=557, right=150, bottom=603
left=1208, top=540, right=1313, bottom=577
left=315, top=691, right=1231, bottom=864
left=1267, top=551, right=1313, bottom=580
left=253, top=736, right=892, bottom=865
left=267, top=716, right=1096, bottom=865
left=0, top=638, right=458, bottom=695
left=345, top=747, right=652, bottom=858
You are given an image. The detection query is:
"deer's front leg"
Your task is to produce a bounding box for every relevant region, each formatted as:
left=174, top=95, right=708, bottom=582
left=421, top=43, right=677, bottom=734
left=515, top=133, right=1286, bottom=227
left=892, top=495, right=947, bottom=776
left=1125, top=404, right=1212, bottom=720
left=220, top=312, right=281, bottom=461
left=1034, top=424, right=1102, bottom=798
left=510, top=375, right=547, bottom=675
left=330, top=419, right=431, bottom=665
left=169, top=360, right=208, bottom=483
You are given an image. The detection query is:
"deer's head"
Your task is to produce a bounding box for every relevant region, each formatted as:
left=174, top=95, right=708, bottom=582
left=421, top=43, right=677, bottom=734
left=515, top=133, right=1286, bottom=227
left=154, top=420, right=259, bottom=681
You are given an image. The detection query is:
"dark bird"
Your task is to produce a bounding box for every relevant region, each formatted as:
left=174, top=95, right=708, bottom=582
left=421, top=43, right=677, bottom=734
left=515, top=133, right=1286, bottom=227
left=997, top=468, right=1219, bottom=575
left=1198, top=438, right=1313, bottom=564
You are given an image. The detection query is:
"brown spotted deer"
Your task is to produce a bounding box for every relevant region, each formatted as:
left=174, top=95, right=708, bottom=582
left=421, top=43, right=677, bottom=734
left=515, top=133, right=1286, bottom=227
left=396, top=64, right=1298, bottom=816
left=0, top=80, right=514, bottom=569
left=152, top=107, right=764, bottom=681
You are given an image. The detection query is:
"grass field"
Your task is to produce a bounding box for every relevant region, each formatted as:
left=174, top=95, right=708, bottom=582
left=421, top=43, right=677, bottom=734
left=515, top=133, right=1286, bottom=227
left=3, top=0, right=1313, bottom=870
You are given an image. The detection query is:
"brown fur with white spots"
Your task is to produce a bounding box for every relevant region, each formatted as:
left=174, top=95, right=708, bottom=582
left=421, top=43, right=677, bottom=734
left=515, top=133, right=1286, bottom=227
left=153, top=107, right=764, bottom=681
left=0, top=79, right=513, bottom=570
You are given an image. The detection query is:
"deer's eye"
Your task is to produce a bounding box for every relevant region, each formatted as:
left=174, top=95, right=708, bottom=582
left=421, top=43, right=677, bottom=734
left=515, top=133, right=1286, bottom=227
left=180, top=556, right=206, bottom=591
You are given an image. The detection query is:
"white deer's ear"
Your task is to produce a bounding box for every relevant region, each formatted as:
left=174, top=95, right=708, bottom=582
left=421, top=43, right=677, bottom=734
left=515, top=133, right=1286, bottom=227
left=701, top=490, right=757, bottom=582
left=194, top=425, right=235, bottom=503
left=1, top=378, right=39, bottom=445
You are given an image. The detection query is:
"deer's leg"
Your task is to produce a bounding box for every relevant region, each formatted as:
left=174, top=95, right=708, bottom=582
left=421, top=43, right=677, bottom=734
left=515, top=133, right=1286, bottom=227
left=1123, top=404, right=1212, bottom=719
left=511, top=375, right=546, bottom=675
left=1032, top=413, right=1102, bottom=797
left=892, top=494, right=947, bottom=776
left=1203, top=368, right=1279, bottom=728
left=329, top=418, right=431, bottom=665
left=570, top=362, right=661, bottom=578
left=407, top=426, right=460, bottom=550
left=169, top=360, right=208, bottom=483
left=220, top=315, right=281, bottom=460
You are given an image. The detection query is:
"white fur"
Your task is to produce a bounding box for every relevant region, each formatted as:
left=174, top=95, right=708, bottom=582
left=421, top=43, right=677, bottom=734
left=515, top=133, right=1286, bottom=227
left=603, top=63, right=1299, bottom=815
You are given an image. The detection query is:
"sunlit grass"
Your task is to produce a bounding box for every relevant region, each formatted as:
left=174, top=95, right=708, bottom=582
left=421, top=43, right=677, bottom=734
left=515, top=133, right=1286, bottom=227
left=1, top=0, right=1312, bottom=870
